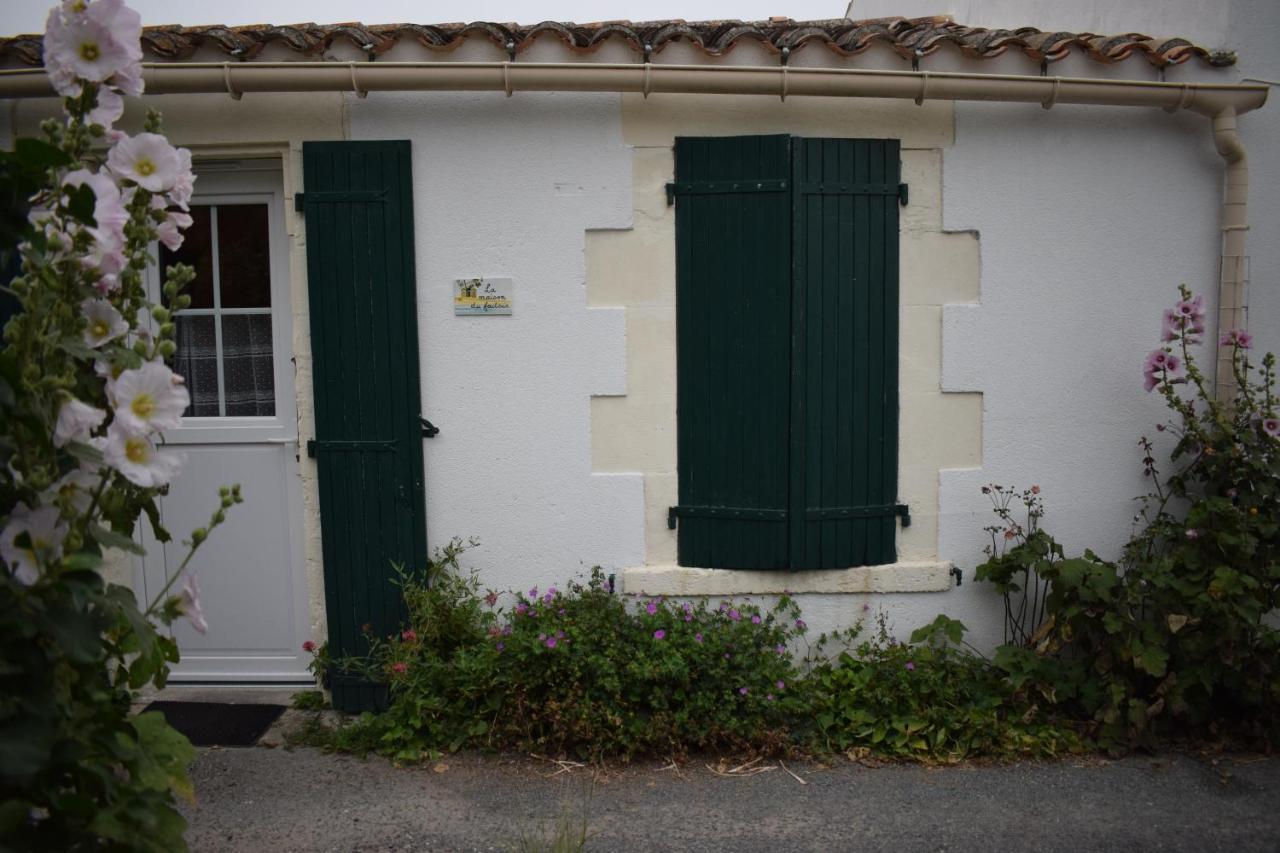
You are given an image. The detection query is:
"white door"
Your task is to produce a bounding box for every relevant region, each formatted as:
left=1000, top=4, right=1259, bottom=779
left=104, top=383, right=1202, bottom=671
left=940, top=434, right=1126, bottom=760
left=137, top=161, right=311, bottom=682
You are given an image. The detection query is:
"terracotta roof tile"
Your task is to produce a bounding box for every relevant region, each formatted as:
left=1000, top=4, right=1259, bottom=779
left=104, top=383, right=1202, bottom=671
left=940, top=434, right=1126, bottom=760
left=0, top=17, right=1236, bottom=69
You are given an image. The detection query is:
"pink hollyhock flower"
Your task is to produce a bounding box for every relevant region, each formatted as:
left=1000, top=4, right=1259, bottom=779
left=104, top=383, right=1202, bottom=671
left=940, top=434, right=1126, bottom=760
left=1161, top=309, right=1180, bottom=342
left=44, top=0, right=141, bottom=91
left=302, top=640, right=316, bottom=653
left=107, top=132, right=182, bottom=192
left=1174, top=294, right=1205, bottom=336
left=391, top=662, right=408, bottom=674
left=178, top=573, right=207, bottom=634
left=653, top=629, right=666, bottom=640
left=1263, top=418, right=1280, bottom=439
left=1220, top=329, right=1253, bottom=349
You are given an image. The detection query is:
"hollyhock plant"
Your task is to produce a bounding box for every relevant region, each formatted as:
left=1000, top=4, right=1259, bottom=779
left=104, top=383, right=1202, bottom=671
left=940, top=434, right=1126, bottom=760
left=0, top=3, right=235, bottom=848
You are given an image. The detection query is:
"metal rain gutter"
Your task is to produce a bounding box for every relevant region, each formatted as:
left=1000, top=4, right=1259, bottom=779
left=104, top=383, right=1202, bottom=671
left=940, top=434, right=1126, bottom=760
left=0, top=60, right=1269, bottom=396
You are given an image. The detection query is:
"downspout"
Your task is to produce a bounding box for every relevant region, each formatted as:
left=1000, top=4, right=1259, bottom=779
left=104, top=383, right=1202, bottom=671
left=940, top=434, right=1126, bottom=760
left=1212, top=108, right=1248, bottom=399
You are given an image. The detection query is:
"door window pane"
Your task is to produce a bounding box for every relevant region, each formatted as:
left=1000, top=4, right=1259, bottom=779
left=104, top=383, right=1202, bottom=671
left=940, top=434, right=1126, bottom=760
left=173, top=316, right=219, bottom=416
left=162, top=203, right=277, bottom=418
left=217, top=205, right=272, bottom=308
left=222, top=315, right=275, bottom=416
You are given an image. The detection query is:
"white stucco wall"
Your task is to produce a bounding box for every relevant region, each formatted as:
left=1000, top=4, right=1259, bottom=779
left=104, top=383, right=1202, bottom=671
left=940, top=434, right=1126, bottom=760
left=344, top=91, right=647, bottom=596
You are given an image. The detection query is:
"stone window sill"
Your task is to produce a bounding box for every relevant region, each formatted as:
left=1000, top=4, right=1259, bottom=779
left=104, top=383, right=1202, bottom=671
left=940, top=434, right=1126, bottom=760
left=618, top=561, right=955, bottom=596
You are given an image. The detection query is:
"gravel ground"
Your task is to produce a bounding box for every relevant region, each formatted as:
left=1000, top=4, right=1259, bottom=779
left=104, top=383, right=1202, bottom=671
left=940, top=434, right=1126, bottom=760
left=182, top=745, right=1280, bottom=852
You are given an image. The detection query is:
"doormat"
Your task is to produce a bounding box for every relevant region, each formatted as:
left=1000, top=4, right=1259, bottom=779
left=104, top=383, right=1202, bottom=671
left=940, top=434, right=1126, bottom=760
left=142, top=702, right=285, bottom=747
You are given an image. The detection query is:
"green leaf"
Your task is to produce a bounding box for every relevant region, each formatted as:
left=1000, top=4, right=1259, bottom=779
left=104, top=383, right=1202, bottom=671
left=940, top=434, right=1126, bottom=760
left=63, top=550, right=105, bottom=571
left=131, top=711, right=196, bottom=800
left=89, top=523, right=146, bottom=555
left=64, top=182, right=98, bottom=226
left=0, top=716, right=55, bottom=784
left=14, top=137, right=72, bottom=169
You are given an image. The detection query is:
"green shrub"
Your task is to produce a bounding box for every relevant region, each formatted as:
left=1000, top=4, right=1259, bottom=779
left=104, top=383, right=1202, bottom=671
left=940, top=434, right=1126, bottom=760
left=326, top=540, right=808, bottom=761
left=807, top=614, right=1082, bottom=761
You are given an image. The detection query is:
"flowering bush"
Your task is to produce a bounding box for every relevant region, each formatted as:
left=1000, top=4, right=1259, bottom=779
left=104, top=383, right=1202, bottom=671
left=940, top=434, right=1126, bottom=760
left=316, top=540, right=808, bottom=761
left=978, top=286, right=1280, bottom=750
left=0, top=2, right=239, bottom=849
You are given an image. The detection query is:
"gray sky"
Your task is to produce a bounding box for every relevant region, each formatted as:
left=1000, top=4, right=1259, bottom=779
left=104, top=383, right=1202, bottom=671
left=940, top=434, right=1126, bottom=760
left=2, top=0, right=853, bottom=36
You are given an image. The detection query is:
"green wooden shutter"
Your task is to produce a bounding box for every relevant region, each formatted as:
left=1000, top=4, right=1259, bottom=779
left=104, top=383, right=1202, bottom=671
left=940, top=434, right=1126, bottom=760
left=300, top=141, right=428, bottom=711
left=672, top=135, right=793, bottom=570
left=791, top=138, right=901, bottom=568
left=673, top=136, right=902, bottom=570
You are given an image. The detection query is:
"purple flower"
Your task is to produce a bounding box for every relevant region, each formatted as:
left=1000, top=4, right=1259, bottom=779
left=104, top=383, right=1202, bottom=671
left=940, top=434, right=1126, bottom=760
left=502, top=624, right=513, bottom=636
left=739, top=687, right=749, bottom=696
left=775, top=644, right=786, bottom=655
left=751, top=614, right=762, bottom=625
left=543, top=588, right=556, bottom=604
left=905, top=661, right=915, bottom=671
left=558, top=608, right=566, bottom=616
left=1264, top=418, right=1280, bottom=439
left=646, top=600, right=658, bottom=616
left=546, top=637, right=558, bottom=649
left=515, top=602, right=528, bottom=615
left=766, top=694, right=775, bottom=702
left=653, top=629, right=666, bottom=640
left=728, top=609, right=741, bottom=622
left=529, top=608, right=538, bottom=618
left=556, top=630, right=565, bottom=639
left=529, top=586, right=538, bottom=598
left=795, top=619, right=807, bottom=630
left=776, top=680, right=785, bottom=690
left=719, top=601, right=729, bottom=612
left=694, top=633, right=703, bottom=643
left=496, top=642, right=505, bottom=652
left=723, top=652, right=730, bottom=659
left=862, top=602, right=871, bottom=612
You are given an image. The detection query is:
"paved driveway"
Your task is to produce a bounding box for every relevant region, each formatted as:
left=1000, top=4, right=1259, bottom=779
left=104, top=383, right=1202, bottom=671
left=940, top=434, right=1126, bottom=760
left=182, top=747, right=1280, bottom=852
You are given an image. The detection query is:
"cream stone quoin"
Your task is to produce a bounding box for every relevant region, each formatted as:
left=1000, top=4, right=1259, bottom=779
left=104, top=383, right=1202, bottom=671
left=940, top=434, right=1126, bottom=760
left=4, top=1, right=1272, bottom=662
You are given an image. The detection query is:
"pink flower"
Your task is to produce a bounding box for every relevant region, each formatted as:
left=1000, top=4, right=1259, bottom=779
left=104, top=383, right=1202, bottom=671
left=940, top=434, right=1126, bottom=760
left=401, top=629, right=417, bottom=643
left=1263, top=418, right=1280, bottom=439
left=1185, top=529, right=1201, bottom=540
left=653, top=629, right=666, bottom=640
left=545, top=637, right=558, bottom=649
left=775, top=644, right=786, bottom=655
left=515, top=602, right=528, bottom=615
left=766, top=694, right=775, bottom=702
left=1031, top=485, right=1040, bottom=495
left=795, top=619, right=807, bottom=630
left=391, top=662, right=408, bottom=674
left=543, top=587, right=556, bottom=604
left=1174, top=294, right=1205, bottom=337
left=488, top=625, right=502, bottom=638
left=645, top=600, right=658, bottom=616
left=1161, top=309, right=1180, bottom=342
left=178, top=574, right=207, bottom=635
left=728, top=609, right=741, bottom=621
left=751, top=614, right=762, bottom=625
left=43, top=0, right=142, bottom=92
left=905, top=661, right=915, bottom=671
left=776, top=680, right=785, bottom=690
left=738, top=687, right=749, bottom=696
left=1220, top=329, right=1253, bottom=349
left=694, top=633, right=703, bottom=643
left=107, top=132, right=182, bottom=193
left=483, top=590, right=499, bottom=607
left=302, top=640, right=316, bottom=653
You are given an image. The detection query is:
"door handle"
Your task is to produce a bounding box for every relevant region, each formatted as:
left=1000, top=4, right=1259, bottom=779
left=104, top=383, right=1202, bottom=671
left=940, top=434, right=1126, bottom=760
left=419, top=417, right=439, bottom=438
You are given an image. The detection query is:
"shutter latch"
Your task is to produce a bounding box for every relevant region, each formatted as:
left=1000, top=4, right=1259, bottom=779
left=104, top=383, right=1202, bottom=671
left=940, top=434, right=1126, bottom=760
left=895, top=503, right=912, bottom=527
left=897, top=182, right=909, bottom=206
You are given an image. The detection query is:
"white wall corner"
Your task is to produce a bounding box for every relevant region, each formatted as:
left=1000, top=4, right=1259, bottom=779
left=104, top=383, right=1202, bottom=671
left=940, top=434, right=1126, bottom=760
left=940, top=303, right=986, bottom=393
left=584, top=306, right=627, bottom=397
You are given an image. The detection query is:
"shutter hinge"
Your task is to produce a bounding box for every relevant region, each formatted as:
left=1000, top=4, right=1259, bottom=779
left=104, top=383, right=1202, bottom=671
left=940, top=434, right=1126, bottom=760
left=665, top=182, right=676, bottom=206
left=294, top=193, right=306, bottom=213
left=898, top=182, right=909, bottom=206
left=667, top=506, right=678, bottom=529
left=896, top=503, right=912, bottom=527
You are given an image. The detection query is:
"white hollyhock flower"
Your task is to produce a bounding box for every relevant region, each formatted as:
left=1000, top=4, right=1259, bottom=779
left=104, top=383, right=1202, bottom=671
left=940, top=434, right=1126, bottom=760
left=87, top=85, right=124, bottom=129
left=1, top=503, right=68, bottom=585
left=178, top=573, right=208, bottom=634
left=107, top=133, right=181, bottom=193
left=110, top=60, right=143, bottom=97
left=43, top=8, right=137, bottom=86
left=53, top=397, right=107, bottom=447
left=43, top=468, right=100, bottom=514
left=167, top=148, right=195, bottom=210
left=81, top=298, right=129, bottom=348
left=110, top=361, right=190, bottom=434
left=104, top=422, right=183, bottom=487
